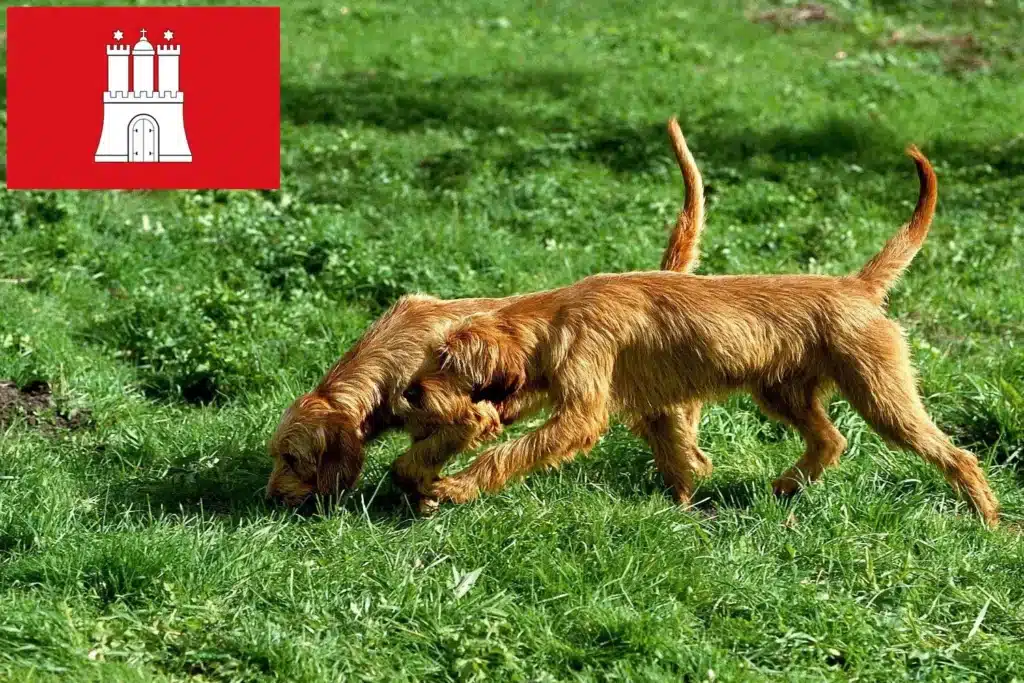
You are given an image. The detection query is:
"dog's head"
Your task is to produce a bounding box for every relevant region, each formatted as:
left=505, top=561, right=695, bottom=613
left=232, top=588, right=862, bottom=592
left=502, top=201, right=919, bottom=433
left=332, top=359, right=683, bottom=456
left=266, top=392, right=366, bottom=506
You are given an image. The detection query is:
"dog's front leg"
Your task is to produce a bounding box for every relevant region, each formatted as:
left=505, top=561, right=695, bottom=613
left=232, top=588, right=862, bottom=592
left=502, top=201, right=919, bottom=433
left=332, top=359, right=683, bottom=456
left=494, top=389, right=547, bottom=425
left=430, top=396, right=608, bottom=504
left=391, top=401, right=502, bottom=513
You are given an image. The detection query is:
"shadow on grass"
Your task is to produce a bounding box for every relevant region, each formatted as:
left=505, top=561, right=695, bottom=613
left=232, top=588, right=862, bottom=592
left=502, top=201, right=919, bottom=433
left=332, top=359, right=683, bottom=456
left=282, top=68, right=1024, bottom=179
left=95, top=453, right=426, bottom=526
left=533, top=434, right=772, bottom=513
left=91, top=414, right=1014, bottom=525
left=281, top=70, right=581, bottom=132
left=97, top=458, right=274, bottom=521
left=94, top=437, right=793, bottom=526
left=693, top=477, right=768, bottom=512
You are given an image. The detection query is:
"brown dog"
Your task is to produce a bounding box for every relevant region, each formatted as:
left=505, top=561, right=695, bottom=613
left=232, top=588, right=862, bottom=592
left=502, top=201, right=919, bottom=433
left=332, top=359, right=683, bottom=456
left=266, top=118, right=708, bottom=507
left=414, top=147, right=1000, bottom=527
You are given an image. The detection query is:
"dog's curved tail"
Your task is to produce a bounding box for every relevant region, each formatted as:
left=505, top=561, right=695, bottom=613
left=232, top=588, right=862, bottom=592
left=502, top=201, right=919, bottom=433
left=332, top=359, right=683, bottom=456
left=661, top=117, right=706, bottom=273
left=856, top=145, right=937, bottom=305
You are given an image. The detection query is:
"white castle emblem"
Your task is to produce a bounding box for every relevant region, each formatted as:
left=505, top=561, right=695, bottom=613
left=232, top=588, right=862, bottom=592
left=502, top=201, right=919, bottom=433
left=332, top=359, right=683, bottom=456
left=95, top=29, right=192, bottom=163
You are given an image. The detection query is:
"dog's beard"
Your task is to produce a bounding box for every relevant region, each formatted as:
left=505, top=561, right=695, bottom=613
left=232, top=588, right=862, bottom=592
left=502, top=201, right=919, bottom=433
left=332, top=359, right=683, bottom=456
left=266, top=462, right=315, bottom=506
left=267, top=394, right=368, bottom=504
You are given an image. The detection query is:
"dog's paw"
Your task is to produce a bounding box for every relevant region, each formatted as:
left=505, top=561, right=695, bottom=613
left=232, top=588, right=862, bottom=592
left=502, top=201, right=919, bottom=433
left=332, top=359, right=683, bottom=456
left=470, top=403, right=503, bottom=441
left=429, top=476, right=479, bottom=505
left=671, top=488, right=694, bottom=507
left=691, top=448, right=714, bottom=478
left=772, top=473, right=803, bottom=498
left=416, top=495, right=440, bottom=516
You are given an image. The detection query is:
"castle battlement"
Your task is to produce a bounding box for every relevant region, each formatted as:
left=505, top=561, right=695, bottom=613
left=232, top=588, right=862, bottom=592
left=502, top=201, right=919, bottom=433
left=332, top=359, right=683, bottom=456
left=156, top=45, right=181, bottom=55
left=106, top=45, right=132, bottom=55
left=104, top=91, right=184, bottom=103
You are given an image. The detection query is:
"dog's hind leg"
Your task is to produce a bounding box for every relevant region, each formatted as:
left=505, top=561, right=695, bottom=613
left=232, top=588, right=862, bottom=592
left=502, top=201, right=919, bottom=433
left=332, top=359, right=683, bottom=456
left=753, top=381, right=847, bottom=497
left=832, top=321, right=1000, bottom=526
left=632, top=401, right=710, bottom=504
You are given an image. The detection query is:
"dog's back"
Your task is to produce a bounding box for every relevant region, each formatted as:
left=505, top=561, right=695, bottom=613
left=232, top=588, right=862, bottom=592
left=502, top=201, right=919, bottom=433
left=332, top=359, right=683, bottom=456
left=503, top=270, right=882, bottom=409
left=429, top=145, right=999, bottom=526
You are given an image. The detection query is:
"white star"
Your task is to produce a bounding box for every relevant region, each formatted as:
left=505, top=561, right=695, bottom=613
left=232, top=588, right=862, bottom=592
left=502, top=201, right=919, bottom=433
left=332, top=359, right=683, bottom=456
left=163, top=30, right=174, bottom=41
left=113, top=30, right=124, bottom=41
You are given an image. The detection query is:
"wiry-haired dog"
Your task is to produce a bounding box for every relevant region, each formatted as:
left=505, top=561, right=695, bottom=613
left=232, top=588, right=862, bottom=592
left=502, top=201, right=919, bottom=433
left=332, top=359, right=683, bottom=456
left=412, top=147, right=1000, bottom=526
left=266, top=118, right=709, bottom=509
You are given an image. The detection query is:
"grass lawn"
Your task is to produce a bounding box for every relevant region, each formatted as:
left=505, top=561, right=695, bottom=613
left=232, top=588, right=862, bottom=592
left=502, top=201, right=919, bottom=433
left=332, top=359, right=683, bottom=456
left=2, top=0, right=1024, bottom=679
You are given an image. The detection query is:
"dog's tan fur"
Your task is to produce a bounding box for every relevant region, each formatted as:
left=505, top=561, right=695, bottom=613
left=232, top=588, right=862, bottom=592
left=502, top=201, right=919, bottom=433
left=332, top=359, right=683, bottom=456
left=266, top=118, right=707, bottom=508
left=414, top=146, right=1000, bottom=527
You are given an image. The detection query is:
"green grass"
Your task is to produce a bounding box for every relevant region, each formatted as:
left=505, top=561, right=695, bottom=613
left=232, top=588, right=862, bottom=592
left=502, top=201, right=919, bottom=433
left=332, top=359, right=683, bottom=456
left=2, top=0, right=1024, bottom=679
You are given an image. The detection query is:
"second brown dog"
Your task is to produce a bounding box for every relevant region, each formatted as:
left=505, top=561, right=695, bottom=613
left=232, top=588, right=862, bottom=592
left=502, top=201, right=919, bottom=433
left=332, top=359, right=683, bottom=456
left=413, top=147, right=1000, bottom=526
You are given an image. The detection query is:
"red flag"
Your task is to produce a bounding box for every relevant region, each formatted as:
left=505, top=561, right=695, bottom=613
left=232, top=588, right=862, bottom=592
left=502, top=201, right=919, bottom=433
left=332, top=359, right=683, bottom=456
left=6, top=6, right=280, bottom=190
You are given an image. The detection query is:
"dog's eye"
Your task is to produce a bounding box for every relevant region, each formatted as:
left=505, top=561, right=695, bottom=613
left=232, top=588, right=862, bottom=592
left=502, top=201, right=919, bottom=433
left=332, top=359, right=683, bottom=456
left=403, top=382, right=424, bottom=408
left=282, top=453, right=298, bottom=470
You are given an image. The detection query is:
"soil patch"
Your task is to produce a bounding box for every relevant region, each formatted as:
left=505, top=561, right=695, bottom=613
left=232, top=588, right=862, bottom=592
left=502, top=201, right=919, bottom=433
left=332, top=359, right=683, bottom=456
left=0, top=380, right=90, bottom=433
left=883, top=27, right=989, bottom=73
left=753, top=3, right=834, bottom=28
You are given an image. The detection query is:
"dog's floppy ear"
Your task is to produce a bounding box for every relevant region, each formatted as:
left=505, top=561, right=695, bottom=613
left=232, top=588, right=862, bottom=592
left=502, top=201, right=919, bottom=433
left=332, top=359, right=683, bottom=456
left=439, top=312, right=527, bottom=403
left=315, top=413, right=365, bottom=494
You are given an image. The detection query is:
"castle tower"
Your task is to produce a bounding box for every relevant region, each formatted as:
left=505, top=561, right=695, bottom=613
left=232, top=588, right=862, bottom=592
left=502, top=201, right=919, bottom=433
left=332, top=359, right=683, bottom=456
left=95, top=28, right=192, bottom=163
left=106, top=45, right=130, bottom=94
left=157, top=45, right=180, bottom=94
left=132, top=30, right=154, bottom=93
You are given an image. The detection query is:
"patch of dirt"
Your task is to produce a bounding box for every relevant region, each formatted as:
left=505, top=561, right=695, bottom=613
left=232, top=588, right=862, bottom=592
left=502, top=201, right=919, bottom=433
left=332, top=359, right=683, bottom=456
left=753, top=3, right=834, bottom=28
left=884, top=27, right=989, bottom=73
left=0, top=380, right=90, bottom=433
left=884, top=28, right=977, bottom=50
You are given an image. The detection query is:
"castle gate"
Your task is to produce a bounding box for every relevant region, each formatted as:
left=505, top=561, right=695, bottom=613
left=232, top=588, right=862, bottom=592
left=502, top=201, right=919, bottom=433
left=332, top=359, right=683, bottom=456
left=128, top=114, right=159, bottom=162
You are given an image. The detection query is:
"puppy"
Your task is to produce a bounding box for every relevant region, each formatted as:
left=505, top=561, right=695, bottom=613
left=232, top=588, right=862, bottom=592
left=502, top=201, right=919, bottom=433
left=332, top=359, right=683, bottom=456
left=417, top=147, right=1000, bottom=526
left=266, top=118, right=709, bottom=507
